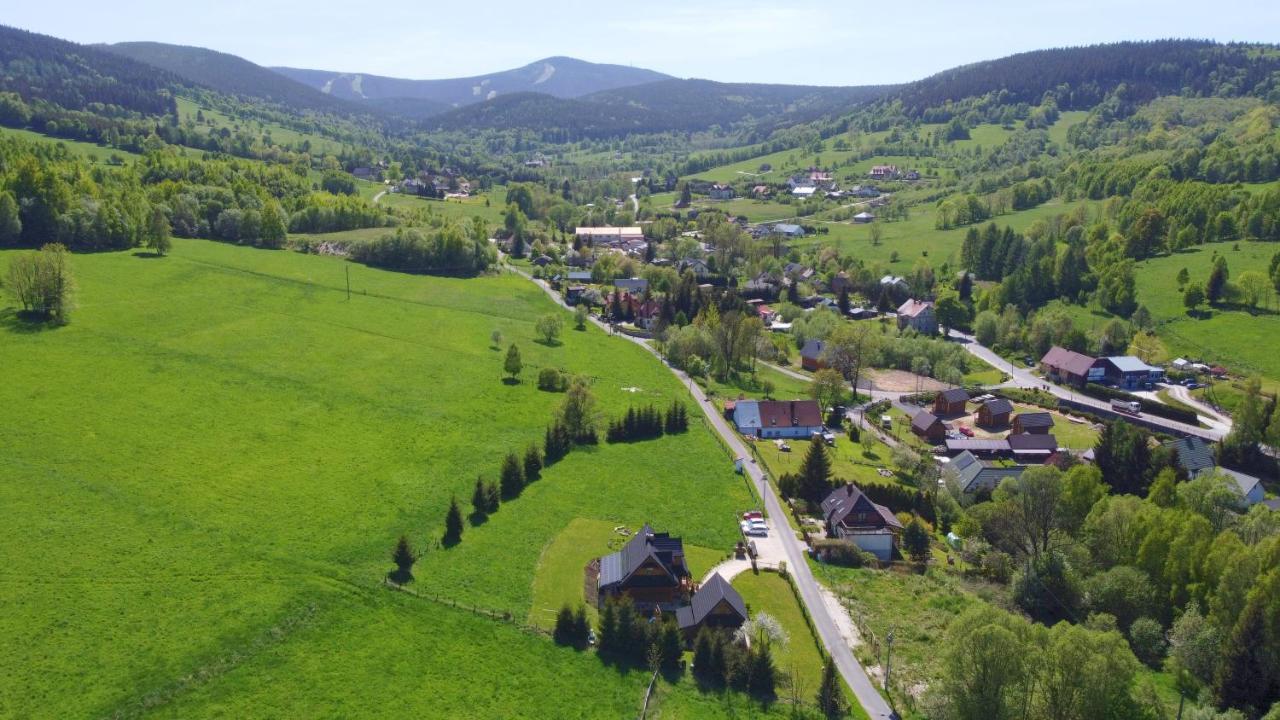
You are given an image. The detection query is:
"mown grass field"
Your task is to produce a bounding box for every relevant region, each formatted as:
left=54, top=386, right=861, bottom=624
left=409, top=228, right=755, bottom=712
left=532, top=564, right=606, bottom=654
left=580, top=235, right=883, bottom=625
left=0, top=239, right=784, bottom=718
left=1132, top=240, right=1280, bottom=379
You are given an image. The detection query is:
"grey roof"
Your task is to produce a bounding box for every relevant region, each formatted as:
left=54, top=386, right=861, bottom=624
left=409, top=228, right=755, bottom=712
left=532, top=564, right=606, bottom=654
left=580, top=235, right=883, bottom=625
left=614, top=278, right=648, bottom=293
left=1263, top=499, right=1280, bottom=512
left=1105, top=356, right=1160, bottom=373
left=1014, top=412, right=1055, bottom=429
left=1164, top=437, right=1216, bottom=476
left=949, top=451, right=1026, bottom=494
left=937, top=388, right=969, bottom=405
left=773, top=223, right=803, bottom=235
left=980, top=398, right=1014, bottom=416
left=800, top=339, right=826, bottom=360
left=567, top=271, right=593, bottom=281
left=676, top=573, right=747, bottom=630
left=1007, top=433, right=1059, bottom=452
left=598, top=524, right=688, bottom=591
left=1218, top=468, right=1263, bottom=500
left=945, top=438, right=1010, bottom=453
left=912, top=410, right=942, bottom=433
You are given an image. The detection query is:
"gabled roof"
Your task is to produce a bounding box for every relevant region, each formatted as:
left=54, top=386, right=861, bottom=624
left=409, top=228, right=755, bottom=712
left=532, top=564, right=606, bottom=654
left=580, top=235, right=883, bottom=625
left=1007, top=433, right=1059, bottom=452
left=912, top=410, right=942, bottom=433
left=821, top=483, right=902, bottom=530
left=1013, top=412, right=1055, bottom=429
left=1163, top=436, right=1216, bottom=476
left=1217, top=468, right=1263, bottom=500
left=773, top=223, right=803, bottom=234
left=946, top=438, right=1010, bottom=453
left=1040, top=346, right=1098, bottom=377
left=948, top=451, right=1026, bottom=494
left=938, top=388, right=969, bottom=405
left=980, top=398, right=1014, bottom=416
left=1105, top=355, right=1160, bottom=373
left=800, top=339, right=826, bottom=360
left=897, top=299, right=933, bottom=318
left=757, top=400, right=823, bottom=429
left=677, top=573, right=747, bottom=630
left=598, top=524, right=689, bottom=591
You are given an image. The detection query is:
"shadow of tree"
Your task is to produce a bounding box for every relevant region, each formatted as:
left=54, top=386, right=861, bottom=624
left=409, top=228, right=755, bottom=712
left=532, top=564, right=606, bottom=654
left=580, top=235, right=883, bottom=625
left=387, top=568, right=414, bottom=585
left=132, top=251, right=166, bottom=259
left=0, top=308, right=59, bottom=334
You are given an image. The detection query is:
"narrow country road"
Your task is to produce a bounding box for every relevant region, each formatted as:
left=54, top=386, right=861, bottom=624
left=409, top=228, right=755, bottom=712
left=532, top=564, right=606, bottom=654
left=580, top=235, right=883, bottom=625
left=372, top=189, right=387, bottom=204
left=507, top=262, right=898, bottom=720
left=946, top=330, right=1225, bottom=440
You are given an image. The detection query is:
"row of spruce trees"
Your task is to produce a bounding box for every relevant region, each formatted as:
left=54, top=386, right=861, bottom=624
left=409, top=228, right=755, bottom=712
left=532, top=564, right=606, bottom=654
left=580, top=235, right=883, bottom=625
left=605, top=401, right=690, bottom=443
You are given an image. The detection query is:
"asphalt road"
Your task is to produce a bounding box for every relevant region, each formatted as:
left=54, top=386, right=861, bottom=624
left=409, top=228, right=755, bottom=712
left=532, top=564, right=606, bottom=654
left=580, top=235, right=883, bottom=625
left=510, top=265, right=897, bottom=720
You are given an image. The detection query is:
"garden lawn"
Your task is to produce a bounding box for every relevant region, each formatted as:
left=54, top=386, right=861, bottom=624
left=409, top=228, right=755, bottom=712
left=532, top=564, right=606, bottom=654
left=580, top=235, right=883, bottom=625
left=753, top=436, right=907, bottom=490
left=0, top=238, right=757, bottom=718
left=695, top=365, right=813, bottom=404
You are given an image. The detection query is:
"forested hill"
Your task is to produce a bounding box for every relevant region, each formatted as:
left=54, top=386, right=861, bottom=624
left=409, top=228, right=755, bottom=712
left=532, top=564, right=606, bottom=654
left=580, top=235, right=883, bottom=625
left=274, top=57, right=672, bottom=106
left=427, top=92, right=673, bottom=139
left=102, top=42, right=370, bottom=117
left=879, top=40, right=1280, bottom=119
left=0, top=25, right=184, bottom=117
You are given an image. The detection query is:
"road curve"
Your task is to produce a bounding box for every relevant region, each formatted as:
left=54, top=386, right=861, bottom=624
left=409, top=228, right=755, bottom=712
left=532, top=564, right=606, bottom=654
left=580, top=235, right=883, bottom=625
left=508, top=263, right=897, bottom=720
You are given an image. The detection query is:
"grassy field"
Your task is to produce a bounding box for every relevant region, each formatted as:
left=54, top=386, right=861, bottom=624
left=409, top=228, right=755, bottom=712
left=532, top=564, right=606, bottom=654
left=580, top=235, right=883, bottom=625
left=379, top=187, right=510, bottom=226
left=0, top=125, right=145, bottom=162
left=754, top=435, right=907, bottom=490
left=176, top=96, right=345, bottom=157
left=732, top=570, right=867, bottom=717
left=0, top=238, right=774, bottom=718
left=694, top=365, right=814, bottom=404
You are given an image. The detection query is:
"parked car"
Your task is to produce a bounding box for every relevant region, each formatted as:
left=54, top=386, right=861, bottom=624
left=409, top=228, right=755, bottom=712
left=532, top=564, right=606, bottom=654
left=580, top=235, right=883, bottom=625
left=740, top=521, right=767, bottom=537
left=957, top=425, right=974, bottom=437
left=821, top=431, right=837, bottom=446
left=742, top=511, right=764, bottom=521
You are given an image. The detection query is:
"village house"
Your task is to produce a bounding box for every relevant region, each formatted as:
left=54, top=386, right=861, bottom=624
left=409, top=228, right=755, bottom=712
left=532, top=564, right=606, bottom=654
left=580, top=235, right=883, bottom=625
left=946, top=451, right=1027, bottom=496
left=831, top=271, right=853, bottom=296
left=575, top=226, right=644, bottom=246
left=791, top=185, right=818, bottom=199
left=934, top=388, right=970, bottom=416
left=751, top=185, right=772, bottom=198
left=944, top=437, right=1011, bottom=458
left=772, top=223, right=806, bottom=238
left=849, top=185, right=880, bottom=198
left=1007, top=432, right=1059, bottom=461
left=597, top=524, right=692, bottom=609
left=808, top=169, right=833, bottom=183
left=733, top=399, right=824, bottom=438
left=676, top=573, right=747, bottom=638
left=613, top=277, right=649, bottom=295
left=1011, top=412, right=1055, bottom=435
left=911, top=410, right=947, bottom=443
left=976, top=398, right=1014, bottom=428
left=709, top=184, right=735, bottom=200
left=1039, top=346, right=1103, bottom=387
left=869, top=165, right=898, bottom=179
left=800, top=339, right=827, bottom=371
left=1163, top=437, right=1266, bottom=506
left=896, top=299, right=938, bottom=334
left=853, top=211, right=876, bottom=224
left=820, top=483, right=903, bottom=561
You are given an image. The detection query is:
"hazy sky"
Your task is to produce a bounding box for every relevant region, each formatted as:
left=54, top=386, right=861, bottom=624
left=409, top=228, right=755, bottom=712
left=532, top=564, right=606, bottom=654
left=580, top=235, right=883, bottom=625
left=10, top=0, right=1280, bottom=86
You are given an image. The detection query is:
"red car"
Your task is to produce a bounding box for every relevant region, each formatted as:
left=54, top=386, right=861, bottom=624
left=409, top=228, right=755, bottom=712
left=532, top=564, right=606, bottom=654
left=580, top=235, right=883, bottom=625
left=742, top=511, right=764, bottom=521
left=957, top=425, right=974, bottom=437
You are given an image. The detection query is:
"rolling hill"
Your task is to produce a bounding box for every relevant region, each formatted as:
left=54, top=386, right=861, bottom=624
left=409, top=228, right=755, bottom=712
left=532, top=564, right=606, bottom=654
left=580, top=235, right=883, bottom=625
left=101, top=41, right=370, bottom=117
left=273, top=57, right=672, bottom=107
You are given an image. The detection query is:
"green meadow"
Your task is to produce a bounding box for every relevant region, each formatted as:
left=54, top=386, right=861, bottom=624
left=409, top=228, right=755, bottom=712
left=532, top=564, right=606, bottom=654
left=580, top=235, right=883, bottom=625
left=0, top=125, right=145, bottom=162
left=0, top=239, right=780, bottom=718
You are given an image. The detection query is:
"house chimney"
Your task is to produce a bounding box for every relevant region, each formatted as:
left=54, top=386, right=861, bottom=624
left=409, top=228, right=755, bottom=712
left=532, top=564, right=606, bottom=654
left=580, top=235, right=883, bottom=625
left=847, top=484, right=854, bottom=496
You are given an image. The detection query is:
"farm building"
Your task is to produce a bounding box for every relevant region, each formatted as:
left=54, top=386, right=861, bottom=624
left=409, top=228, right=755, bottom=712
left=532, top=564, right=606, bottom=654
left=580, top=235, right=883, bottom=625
left=1011, top=412, right=1055, bottom=435
left=820, top=483, right=903, bottom=561
left=676, top=573, right=747, bottom=638
left=1007, top=433, right=1059, bottom=461
left=800, top=339, right=827, bottom=371
left=597, top=524, right=692, bottom=609
left=946, top=451, right=1027, bottom=496
left=976, top=398, right=1013, bottom=428
left=1039, top=346, right=1103, bottom=387
left=934, top=388, right=969, bottom=416
left=896, top=299, right=937, bottom=334
left=733, top=400, right=824, bottom=439
left=911, top=411, right=946, bottom=443
left=1099, top=356, right=1165, bottom=390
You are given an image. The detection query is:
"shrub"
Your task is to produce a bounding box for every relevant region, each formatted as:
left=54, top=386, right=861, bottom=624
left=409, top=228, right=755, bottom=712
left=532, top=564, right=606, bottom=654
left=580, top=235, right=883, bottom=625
left=1128, top=616, right=1167, bottom=667
left=813, top=539, right=876, bottom=568
left=537, top=367, right=569, bottom=392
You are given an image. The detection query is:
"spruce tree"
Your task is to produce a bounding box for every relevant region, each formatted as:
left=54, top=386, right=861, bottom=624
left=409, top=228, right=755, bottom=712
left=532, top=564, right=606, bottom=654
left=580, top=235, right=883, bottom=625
left=598, top=600, right=618, bottom=654
left=443, top=496, right=463, bottom=545
left=500, top=451, right=524, bottom=498
left=816, top=658, right=848, bottom=718
left=523, top=445, right=542, bottom=482
left=1215, top=594, right=1272, bottom=713
left=1206, top=255, right=1229, bottom=305
left=484, top=481, right=501, bottom=513
left=748, top=644, right=777, bottom=699
left=658, top=620, right=683, bottom=671
left=692, top=628, right=715, bottom=680
left=572, top=606, right=590, bottom=648
left=799, top=440, right=834, bottom=503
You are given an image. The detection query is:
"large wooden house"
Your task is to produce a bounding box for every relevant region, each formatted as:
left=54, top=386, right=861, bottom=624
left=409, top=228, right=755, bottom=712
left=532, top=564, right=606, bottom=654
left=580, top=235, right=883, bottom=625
left=676, top=573, right=747, bottom=638
left=597, top=524, right=691, bottom=609
left=820, top=483, right=903, bottom=561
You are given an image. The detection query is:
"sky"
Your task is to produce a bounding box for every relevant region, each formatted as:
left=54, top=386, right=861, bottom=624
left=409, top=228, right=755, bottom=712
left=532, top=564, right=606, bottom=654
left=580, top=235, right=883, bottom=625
left=9, top=0, right=1280, bottom=86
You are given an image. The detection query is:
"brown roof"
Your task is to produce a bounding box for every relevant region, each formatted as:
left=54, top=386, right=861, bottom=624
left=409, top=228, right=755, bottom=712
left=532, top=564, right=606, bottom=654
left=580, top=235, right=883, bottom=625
left=912, top=410, right=943, bottom=432
left=937, top=388, right=969, bottom=405
left=897, top=299, right=933, bottom=318
left=758, top=400, right=823, bottom=429
left=1040, top=346, right=1097, bottom=377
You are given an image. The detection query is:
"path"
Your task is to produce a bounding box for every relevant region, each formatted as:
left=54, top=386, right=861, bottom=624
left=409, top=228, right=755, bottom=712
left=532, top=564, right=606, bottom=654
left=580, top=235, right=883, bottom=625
left=508, top=262, right=897, bottom=720
left=946, top=330, right=1225, bottom=441
left=1160, top=383, right=1233, bottom=434
left=372, top=189, right=387, bottom=204
left=700, top=525, right=786, bottom=585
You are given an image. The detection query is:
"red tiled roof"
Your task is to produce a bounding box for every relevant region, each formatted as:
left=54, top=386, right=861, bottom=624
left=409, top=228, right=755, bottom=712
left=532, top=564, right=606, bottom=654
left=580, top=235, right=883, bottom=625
left=758, top=400, right=823, bottom=429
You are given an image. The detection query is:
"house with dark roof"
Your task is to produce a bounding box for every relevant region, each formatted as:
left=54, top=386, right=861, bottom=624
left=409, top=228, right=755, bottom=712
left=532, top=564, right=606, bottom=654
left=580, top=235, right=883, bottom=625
left=946, top=451, right=1027, bottom=496
left=896, top=299, right=937, bottom=334
left=821, top=483, right=903, bottom=561
left=944, top=438, right=1011, bottom=458
left=1039, top=346, right=1101, bottom=387
left=732, top=399, right=824, bottom=438
left=1163, top=437, right=1217, bottom=477
left=597, top=524, right=691, bottom=609
left=613, top=277, right=649, bottom=295
left=976, top=398, right=1013, bottom=428
left=676, top=573, right=747, bottom=638
left=800, top=339, right=827, bottom=371
left=1007, top=433, right=1059, bottom=460
left=771, top=223, right=805, bottom=238
left=1012, top=412, right=1055, bottom=435
left=934, top=389, right=969, bottom=417
left=911, top=410, right=946, bottom=443
left=709, top=183, right=735, bottom=200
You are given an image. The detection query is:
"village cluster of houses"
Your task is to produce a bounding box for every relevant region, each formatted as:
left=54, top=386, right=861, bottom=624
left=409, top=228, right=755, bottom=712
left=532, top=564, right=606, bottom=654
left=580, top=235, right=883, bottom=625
left=702, top=164, right=918, bottom=205
left=1038, top=346, right=1166, bottom=390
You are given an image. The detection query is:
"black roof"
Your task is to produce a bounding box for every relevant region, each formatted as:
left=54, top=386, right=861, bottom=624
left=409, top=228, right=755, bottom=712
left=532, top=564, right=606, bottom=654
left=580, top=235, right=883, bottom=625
left=598, top=524, right=689, bottom=591
left=1014, top=412, right=1055, bottom=429
left=981, top=398, right=1014, bottom=415
left=800, top=339, right=826, bottom=360
left=676, top=573, right=747, bottom=630
left=1007, top=433, right=1059, bottom=451
left=1163, top=437, right=1216, bottom=475
left=937, top=388, right=969, bottom=404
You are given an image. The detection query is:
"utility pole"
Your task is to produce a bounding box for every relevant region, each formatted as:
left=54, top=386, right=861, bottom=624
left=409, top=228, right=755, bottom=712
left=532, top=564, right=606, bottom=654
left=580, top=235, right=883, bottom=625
left=345, top=265, right=351, bottom=301
left=884, top=626, right=895, bottom=693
